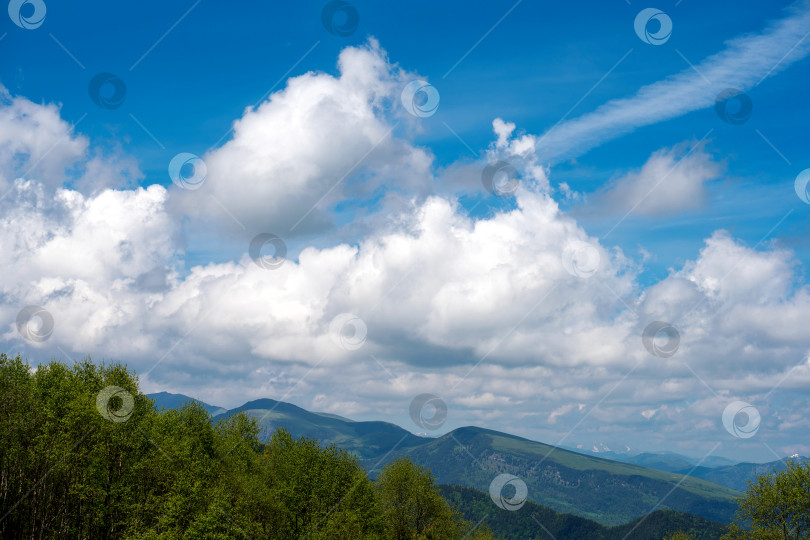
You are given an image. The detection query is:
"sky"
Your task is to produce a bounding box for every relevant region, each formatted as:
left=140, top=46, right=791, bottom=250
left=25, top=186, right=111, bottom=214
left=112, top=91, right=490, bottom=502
left=2, top=0, right=810, bottom=463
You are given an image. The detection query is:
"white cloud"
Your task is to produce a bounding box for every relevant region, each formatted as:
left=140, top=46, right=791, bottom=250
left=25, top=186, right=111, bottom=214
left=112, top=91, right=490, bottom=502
left=0, top=86, right=87, bottom=193
left=641, top=407, right=658, bottom=419
left=548, top=403, right=584, bottom=424
left=0, top=85, right=142, bottom=198
left=526, top=1, right=810, bottom=163
left=590, top=142, right=723, bottom=216
left=676, top=231, right=795, bottom=304
left=0, top=180, right=178, bottom=355
left=6, top=167, right=806, bottom=458
left=171, top=39, right=434, bottom=237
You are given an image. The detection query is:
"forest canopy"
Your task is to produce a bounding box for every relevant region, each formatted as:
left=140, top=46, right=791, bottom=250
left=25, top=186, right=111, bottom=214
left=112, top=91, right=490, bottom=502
left=0, top=354, right=495, bottom=539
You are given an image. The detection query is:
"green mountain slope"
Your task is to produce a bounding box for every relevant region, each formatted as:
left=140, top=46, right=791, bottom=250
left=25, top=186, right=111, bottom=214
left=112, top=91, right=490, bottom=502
left=221, top=397, right=429, bottom=459
left=441, top=484, right=728, bottom=540
left=363, top=426, right=740, bottom=526
left=148, top=394, right=741, bottom=526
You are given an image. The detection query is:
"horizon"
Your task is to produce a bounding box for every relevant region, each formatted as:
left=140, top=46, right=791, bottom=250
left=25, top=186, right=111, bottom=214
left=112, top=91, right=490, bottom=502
left=3, top=0, right=810, bottom=464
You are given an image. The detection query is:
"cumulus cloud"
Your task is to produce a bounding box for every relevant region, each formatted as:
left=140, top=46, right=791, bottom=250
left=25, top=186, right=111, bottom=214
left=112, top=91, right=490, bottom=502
left=0, top=86, right=87, bottom=193
left=0, top=180, right=178, bottom=356
left=587, top=142, right=723, bottom=216
left=171, top=39, right=435, bottom=237
left=0, top=85, right=142, bottom=198
left=22, top=184, right=632, bottom=372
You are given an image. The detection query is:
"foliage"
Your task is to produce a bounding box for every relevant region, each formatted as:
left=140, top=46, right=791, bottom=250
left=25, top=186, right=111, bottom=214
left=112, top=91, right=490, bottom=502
left=665, top=532, right=699, bottom=540
left=0, top=354, right=494, bottom=539
left=441, top=484, right=729, bottom=540
left=721, top=458, right=810, bottom=540
left=376, top=458, right=461, bottom=539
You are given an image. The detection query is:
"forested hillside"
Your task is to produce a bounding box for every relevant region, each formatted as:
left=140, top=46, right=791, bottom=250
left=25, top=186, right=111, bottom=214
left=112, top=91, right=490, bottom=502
left=440, top=485, right=728, bottom=540
left=0, top=354, right=496, bottom=539
left=367, top=427, right=739, bottom=525
left=191, top=393, right=741, bottom=526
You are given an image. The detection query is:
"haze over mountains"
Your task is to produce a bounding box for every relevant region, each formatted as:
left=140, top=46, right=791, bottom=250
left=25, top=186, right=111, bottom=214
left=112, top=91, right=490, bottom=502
left=149, top=391, right=799, bottom=528
left=564, top=446, right=800, bottom=492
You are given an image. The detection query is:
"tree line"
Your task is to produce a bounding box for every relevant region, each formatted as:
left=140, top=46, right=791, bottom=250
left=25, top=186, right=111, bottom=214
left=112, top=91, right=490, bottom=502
left=1, top=353, right=808, bottom=539
left=0, top=354, right=496, bottom=539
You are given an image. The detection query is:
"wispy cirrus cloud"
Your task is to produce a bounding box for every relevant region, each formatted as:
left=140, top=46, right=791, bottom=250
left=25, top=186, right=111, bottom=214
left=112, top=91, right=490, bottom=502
left=532, top=0, right=810, bottom=163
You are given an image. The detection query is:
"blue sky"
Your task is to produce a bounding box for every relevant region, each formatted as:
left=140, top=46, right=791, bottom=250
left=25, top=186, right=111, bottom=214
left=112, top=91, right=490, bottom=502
left=3, top=0, right=810, bottom=462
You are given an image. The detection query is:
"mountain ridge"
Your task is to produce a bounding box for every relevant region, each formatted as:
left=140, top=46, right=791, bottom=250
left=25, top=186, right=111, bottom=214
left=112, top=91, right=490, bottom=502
left=147, top=391, right=742, bottom=526
left=371, top=424, right=739, bottom=525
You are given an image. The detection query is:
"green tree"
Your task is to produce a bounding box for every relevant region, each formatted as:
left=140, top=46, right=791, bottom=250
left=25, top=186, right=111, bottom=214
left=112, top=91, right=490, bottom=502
left=0, top=354, right=498, bottom=539
left=0, top=354, right=153, bottom=538
left=263, top=428, right=383, bottom=539
left=376, top=457, right=462, bottom=539
left=721, top=458, right=810, bottom=540
left=665, top=532, right=699, bottom=540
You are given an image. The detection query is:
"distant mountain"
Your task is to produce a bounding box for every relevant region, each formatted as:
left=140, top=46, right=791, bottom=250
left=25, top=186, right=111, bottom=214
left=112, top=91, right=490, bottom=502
left=149, top=393, right=741, bottom=526
left=364, top=426, right=739, bottom=526
left=577, top=447, right=804, bottom=492
left=681, top=457, right=807, bottom=492
left=147, top=393, right=422, bottom=459
left=211, top=397, right=429, bottom=460
left=564, top=446, right=635, bottom=463
left=565, top=446, right=738, bottom=471
left=147, top=391, right=227, bottom=416
left=441, top=484, right=728, bottom=540
left=625, top=452, right=698, bottom=473
left=696, top=455, right=740, bottom=468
